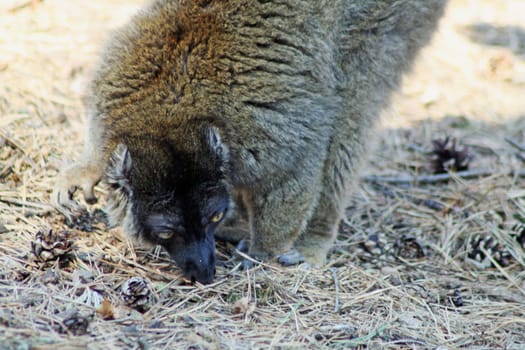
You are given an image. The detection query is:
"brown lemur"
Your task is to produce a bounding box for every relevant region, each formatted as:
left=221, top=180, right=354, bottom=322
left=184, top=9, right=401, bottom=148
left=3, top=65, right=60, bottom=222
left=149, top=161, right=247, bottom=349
left=52, top=0, right=448, bottom=284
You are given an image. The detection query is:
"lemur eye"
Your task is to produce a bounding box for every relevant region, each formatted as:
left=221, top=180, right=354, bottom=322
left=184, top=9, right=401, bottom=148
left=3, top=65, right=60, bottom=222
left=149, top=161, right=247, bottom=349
left=210, top=212, right=224, bottom=223
left=156, top=231, right=174, bottom=240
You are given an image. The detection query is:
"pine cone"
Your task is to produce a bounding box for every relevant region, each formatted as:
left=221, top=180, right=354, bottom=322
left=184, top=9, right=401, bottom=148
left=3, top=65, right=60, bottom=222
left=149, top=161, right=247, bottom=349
left=447, top=289, right=464, bottom=307
left=468, top=234, right=512, bottom=267
left=394, top=236, right=425, bottom=260
left=59, top=309, right=90, bottom=336
left=120, top=277, right=154, bottom=312
left=512, top=224, right=525, bottom=249
left=359, top=233, right=386, bottom=256
left=430, top=137, right=472, bottom=174
left=66, top=208, right=108, bottom=232
left=31, top=229, right=75, bottom=265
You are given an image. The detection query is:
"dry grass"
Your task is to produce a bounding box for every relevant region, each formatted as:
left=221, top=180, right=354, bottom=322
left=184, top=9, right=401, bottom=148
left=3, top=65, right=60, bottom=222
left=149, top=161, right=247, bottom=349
left=1, top=0, right=525, bottom=349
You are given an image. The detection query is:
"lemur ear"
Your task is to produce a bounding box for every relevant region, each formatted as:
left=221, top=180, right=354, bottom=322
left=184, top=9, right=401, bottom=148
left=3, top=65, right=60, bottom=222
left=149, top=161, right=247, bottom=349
left=204, top=126, right=227, bottom=158
left=107, top=144, right=132, bottom=192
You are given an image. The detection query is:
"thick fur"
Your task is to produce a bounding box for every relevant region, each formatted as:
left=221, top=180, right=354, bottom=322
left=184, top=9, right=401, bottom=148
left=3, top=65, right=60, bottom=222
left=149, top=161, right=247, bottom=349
left=52, top=0, right=448, bottom=283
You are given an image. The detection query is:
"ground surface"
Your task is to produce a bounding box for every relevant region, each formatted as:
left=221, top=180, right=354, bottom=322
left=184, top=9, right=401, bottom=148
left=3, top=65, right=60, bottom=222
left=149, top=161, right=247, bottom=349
left=1, top=0, right=525, bottom=349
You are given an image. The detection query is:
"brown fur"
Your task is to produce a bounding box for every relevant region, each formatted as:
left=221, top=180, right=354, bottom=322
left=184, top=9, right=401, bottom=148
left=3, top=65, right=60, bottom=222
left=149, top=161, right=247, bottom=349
left=52, top=0, right=448, bottom=283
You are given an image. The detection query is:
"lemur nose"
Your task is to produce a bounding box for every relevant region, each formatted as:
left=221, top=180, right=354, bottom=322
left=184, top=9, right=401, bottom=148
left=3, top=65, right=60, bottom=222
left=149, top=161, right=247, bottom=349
left=184, top=259, right=215, bottom=284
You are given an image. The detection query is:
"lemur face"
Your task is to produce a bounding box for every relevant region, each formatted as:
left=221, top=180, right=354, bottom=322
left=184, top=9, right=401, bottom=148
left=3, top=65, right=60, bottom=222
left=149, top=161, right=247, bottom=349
left=105, top=127, right=230, bottom=284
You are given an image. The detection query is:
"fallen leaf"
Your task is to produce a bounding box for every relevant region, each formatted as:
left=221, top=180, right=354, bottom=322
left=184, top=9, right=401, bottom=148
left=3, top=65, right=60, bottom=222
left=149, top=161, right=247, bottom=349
left=96, top=298, right=116, bottom=320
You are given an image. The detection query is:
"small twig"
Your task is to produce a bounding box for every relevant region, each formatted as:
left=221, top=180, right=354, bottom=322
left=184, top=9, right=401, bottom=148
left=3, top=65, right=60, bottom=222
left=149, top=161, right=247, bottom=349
left=406, top=143, right=428, bottom=154
left=234, top=250, right=283, bottom=272
left=0, top=196, right=54, bottom=211
left=516, top=153, right=525, bottom=163
left=370, top=182, right=446, bottom=211
left=280, top=302, right=303, bottom=325
left=0, top=197, right=54, bottom=217
left=480, top=246, right=525, bottom=296
left=388, top=339, right=427, bottom=347
left=505, top=137, right=525, bottom=163
left=340, top=323, right=389, bottom=346
left=330, top=267, right=340, bottom=313
left=0, top=130, right=27, bottom=155
left=505, top=137, right=525, bottom=153
left=0, top=157, right=17, bottom=178
left=362, top=169, right=525, bottom=185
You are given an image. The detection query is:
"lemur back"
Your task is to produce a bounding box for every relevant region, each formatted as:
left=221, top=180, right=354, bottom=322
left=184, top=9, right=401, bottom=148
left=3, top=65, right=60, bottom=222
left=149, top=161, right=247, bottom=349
left=52, top=0, right=448, bottom=283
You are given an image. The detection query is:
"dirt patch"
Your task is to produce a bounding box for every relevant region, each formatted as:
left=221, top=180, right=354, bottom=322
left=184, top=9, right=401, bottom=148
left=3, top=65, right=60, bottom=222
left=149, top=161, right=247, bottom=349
left=1, top=0, right=524, bottom=349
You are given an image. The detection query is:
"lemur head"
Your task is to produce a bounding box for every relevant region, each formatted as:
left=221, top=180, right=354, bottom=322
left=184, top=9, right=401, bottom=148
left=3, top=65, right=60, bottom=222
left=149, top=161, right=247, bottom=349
left=105, top=125, right=230, bottom=284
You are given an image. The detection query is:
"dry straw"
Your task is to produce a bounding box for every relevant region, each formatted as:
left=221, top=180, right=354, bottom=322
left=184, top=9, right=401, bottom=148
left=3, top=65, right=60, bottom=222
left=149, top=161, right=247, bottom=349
left=1, top=0, right=525, bottom=349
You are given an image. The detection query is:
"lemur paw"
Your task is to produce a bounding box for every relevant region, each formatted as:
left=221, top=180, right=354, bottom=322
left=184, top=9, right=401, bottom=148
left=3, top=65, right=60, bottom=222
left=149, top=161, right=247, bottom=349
left=277, top=249, right=305, bottom=266
left=236, top=240, right=258, bottom=270
left=51, top=163, right=102, bottom=221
